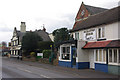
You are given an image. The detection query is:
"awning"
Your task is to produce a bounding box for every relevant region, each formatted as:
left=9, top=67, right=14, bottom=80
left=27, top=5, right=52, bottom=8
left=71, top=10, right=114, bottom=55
left=82, top=39, right=120, bottom=49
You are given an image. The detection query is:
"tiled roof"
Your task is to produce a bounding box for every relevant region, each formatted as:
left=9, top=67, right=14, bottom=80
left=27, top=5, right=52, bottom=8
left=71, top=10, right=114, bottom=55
left=70, top=6, right=120, bottom=32
left=83, top=40, right=120, bottom=49
left=85, top=4, right=108, bottom=15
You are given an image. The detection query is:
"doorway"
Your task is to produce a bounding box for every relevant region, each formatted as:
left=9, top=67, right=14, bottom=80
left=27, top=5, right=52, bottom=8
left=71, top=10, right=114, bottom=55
left=72, top=46, right=77, bottom=67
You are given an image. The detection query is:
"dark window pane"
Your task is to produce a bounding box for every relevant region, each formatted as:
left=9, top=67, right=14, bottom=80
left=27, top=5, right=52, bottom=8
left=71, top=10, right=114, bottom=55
left=109, top=49, right=112, bottom=62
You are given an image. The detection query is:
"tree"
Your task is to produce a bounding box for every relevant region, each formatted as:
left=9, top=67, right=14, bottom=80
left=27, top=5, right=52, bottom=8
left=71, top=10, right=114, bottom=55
left=22, top=32, right=43, bottom=56
left=2, top=41, right=7, bottom=47
left=52, top=28, right=70, bottom=44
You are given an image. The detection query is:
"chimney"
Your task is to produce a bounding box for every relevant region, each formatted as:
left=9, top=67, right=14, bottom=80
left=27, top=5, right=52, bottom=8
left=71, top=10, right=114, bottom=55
left=42, top=24, right=46, bottom=32
left=20, top=22, right=26, bottom=32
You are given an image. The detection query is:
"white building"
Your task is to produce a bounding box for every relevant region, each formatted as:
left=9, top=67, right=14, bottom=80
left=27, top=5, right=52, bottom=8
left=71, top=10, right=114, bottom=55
left=58, top=2, right=120, bottom=75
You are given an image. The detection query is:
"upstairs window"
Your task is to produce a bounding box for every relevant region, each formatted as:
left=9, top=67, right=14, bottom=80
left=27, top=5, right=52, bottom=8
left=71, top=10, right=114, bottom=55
left=98, top=27, right=105, bottom=39
left=75, top=32, right=79, bottom=40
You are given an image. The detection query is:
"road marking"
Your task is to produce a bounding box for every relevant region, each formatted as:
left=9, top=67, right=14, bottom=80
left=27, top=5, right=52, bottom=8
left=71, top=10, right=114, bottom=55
left=17, top=68, right=32, bottom=73
left=40, top=74, right=50, bottom=78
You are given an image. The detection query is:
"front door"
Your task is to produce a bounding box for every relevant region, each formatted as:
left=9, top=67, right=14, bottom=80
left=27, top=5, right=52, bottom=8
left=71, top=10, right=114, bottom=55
left=72, top=46, right=77, bottom=66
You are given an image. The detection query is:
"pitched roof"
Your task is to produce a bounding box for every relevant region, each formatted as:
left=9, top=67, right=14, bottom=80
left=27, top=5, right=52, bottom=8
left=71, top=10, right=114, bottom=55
left=83, top=39, right=120, bottom=49
left=70, top=6, right=120, bottom=32
left=85, top=4, right=108, bottom=15
left=16, top=30, right=51, bottom=42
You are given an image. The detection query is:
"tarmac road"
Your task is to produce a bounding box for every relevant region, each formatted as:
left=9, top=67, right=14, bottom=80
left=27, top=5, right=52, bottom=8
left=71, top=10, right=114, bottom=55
left=1, top=57, right=119, bottom=80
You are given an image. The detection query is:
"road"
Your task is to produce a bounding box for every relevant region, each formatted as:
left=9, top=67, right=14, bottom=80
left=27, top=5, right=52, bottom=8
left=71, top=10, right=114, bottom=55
left=1, top=57, right=119, bottom=80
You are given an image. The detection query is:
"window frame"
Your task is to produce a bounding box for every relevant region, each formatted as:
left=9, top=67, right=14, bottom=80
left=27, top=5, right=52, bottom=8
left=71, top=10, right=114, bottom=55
left=94, top=49, right=106, bottom=64
left=108, top=48, right=120, bottom=65
left=97, top=27, right=105, bottom=39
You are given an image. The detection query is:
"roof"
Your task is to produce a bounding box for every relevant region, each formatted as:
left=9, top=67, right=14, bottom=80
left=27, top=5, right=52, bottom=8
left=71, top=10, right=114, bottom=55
left=16, top=30, right=51, bottom=42
left=83, top=40, right=120, bottom=49
left=85, top=4, right=108, bottom=15
left=70, top=6, right=120, bottom=32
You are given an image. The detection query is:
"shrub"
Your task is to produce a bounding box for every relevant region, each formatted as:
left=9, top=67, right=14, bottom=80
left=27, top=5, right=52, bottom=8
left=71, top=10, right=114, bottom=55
left=42, top=50, right=51, bottom=58
left=30, top=52, right=36, bottom=57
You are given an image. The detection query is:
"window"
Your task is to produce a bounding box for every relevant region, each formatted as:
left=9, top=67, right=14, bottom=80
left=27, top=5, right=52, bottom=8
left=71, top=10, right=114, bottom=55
left=95, top=49, right=106, bottom=62
left=118, top=49, right=120, bottom=63
left=99, top=50, right=102, bottom=61
left=108, top=49, right=119, bottom=64
left=114, top=49, right=117, bottom=63
left=96, top=50, right=98, bottom=61
left=103, top=50, right=106, bottom=62
left=61, top=46, right=70, bottom=60
left=98, top=27, right=105, bottom=39
left=109, top=49, right=112, bottom=62
left=75, top=32, right=79, bottom=40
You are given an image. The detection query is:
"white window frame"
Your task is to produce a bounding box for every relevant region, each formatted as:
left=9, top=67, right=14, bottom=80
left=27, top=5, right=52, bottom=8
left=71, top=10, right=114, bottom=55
left=108, top=48, right=119, bottom=65
left=94, top=49, right=106, bottom=64
left=59, top=45, right=71, bottom=61
left=97, top=27, right=105, bottom=39
left=75, top=32, right=79, bottom=40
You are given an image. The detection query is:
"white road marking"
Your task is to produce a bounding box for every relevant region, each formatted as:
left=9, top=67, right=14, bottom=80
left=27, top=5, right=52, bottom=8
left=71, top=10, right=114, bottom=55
left=40, top=74, right=50, bottom=78
left=17, top=68, right=32, bottom=73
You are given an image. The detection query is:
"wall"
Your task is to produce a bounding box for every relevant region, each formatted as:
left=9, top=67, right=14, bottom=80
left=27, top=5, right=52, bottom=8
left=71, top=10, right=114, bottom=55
left=108, top=65, right=120, bottom=75
left=105, top=22, right=119, bottom=40
left=72, top=21, right=120, bottom=42
left=77, top=40, right=89, bottom=62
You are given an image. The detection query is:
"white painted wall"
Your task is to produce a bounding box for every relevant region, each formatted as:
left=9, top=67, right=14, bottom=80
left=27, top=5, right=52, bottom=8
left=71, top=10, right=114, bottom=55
left=105, top=22, right=119, bottom=40
left=76, top=40, right=89, bottom=62
left=72, top=21, right=120, bottom=41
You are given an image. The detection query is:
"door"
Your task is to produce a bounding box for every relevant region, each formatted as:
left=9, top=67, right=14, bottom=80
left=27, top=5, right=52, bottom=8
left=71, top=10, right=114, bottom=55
left=72, top=46, right=77, bottom=66
left=90, top=51, right=94, bottom=69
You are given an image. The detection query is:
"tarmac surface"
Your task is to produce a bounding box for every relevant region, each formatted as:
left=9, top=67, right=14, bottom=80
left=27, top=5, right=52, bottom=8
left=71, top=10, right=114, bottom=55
left=1, top=57, right=120, bottom=80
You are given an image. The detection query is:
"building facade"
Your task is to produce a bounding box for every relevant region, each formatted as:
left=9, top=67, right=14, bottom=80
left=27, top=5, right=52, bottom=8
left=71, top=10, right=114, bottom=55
left=58, top=2, right=120, bottom=75
left=10, top=22, right=51, bottom=57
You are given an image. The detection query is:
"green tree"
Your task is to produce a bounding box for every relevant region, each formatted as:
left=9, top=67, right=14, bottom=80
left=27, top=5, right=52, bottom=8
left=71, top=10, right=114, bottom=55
left=52, top=28, right=70, bottom=44
left=22, top=32, right=43, bottom=56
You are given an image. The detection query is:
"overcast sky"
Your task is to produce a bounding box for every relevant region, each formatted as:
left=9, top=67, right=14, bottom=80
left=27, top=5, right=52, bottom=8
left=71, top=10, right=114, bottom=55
left=0, top=0, right=119, bottom=43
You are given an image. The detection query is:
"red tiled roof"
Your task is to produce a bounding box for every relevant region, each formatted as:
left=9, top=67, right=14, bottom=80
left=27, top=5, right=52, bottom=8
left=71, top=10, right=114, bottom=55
left=82, top=40, right=120, bottom=49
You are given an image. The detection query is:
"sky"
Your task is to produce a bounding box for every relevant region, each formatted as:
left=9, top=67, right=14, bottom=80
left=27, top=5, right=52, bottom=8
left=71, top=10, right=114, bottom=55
left=0, top=0, right=119, bottom=44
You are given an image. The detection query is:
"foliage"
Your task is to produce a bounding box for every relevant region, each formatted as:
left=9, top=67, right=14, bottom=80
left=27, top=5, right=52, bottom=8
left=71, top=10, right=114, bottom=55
left=2, top=41, right=7, bottom=47
left=30, top=52, right=35, bottom=57
left=22, top=32, right=43, bottom=55
left=38, top=41, right=53, bottom=52
left=42, top=50, right=51, bottom=58
left=52, top=28, right=70, bottom=44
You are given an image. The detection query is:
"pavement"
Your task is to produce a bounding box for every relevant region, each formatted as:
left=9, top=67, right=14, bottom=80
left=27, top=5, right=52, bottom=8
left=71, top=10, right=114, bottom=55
left=1, top=57, right=120, bottom=80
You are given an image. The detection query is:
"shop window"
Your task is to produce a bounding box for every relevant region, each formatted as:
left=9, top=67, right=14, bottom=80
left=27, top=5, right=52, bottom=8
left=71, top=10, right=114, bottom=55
left=109, top=49, right=112, bottom=62
left=63, top=47, right=65, bottom=53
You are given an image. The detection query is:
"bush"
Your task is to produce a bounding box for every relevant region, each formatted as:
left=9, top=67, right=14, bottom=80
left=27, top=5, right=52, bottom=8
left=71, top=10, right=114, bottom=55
left=30, top=52, right=36, bottom=57
left=42, top=50, right=51, bottom=58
